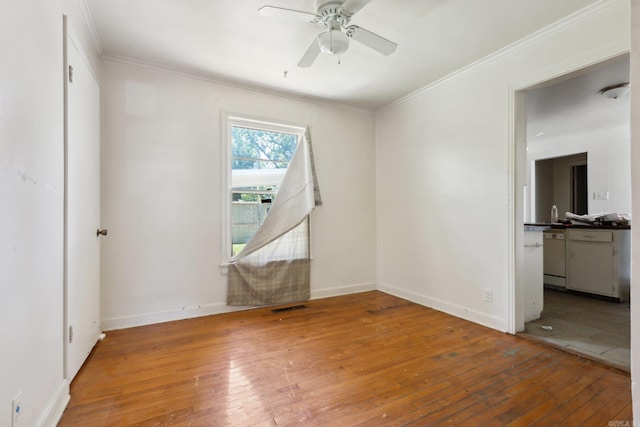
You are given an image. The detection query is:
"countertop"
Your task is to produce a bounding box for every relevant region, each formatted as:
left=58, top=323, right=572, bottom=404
left=524, top=222, right=630, bottom=230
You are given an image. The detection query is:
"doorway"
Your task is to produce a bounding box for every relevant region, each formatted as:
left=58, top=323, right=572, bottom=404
left=533, top=153, right=587, bottom=222
left=512, top=53, right=631, bottom=370
left=571, top=163, right=588, bottom=215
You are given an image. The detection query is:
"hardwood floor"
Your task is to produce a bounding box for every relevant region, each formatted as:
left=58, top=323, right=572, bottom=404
left=58, top=291, right=633, bottom=426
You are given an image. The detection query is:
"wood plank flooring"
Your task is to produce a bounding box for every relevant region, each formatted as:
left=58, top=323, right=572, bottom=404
left=58, top=291, right=633, bottom=426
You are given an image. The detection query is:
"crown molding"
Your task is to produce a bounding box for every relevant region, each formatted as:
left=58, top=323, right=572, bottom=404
left=101, top=54, right=375, bottom=116
left=77, top=0, right=103, bottom=54
left=376, top=0, right=626, bottom=115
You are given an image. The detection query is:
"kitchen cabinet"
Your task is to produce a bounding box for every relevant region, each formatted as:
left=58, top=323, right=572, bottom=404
left=566, top=229, right=630, bottom=300
left=524, top=230, right=544, bottom=322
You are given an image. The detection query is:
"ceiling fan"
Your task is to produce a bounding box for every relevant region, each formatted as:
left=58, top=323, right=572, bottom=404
left=258, top=0, right=397, bottom=68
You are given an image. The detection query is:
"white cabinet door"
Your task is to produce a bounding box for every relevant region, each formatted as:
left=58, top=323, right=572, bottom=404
left=524, top=231, right=543, bottom=322
left=567, top=240, right=614, bottom=296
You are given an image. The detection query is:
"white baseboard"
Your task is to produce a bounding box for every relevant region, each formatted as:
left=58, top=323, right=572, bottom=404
left=311, top=282, right=377, bottom=299
left=377, top=283, right=508, bottom=333
left=102, top=283, right=377, bottom=331
left=101, top=302, right=242, bottom=331
left=102, top=283, right=503, bottom=332
left=39, top=379, right=70, bottom=427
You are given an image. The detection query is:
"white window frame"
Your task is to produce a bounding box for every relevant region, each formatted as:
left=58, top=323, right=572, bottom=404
left=220, top=112, right=305, bottom=269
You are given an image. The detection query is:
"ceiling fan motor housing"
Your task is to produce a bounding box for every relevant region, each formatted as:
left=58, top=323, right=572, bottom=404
left=258, top=0, right=397, bottom=67
left=315, top=0, right=346, bottom=13
left=315, top=0, right=352, bottom=29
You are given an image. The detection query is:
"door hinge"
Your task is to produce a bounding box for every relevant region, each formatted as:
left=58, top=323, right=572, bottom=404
left=69, top=325, right=74, bottom=343
left=68, top=65, right=74, bottom=83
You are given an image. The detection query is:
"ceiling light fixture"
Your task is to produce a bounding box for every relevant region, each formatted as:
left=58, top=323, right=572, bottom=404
left=598, top=82, right=630, bottom=99
left=318, top=29, right=349, bottom=55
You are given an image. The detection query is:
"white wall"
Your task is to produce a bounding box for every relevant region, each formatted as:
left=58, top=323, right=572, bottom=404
left=527, top=124, right=631, bottom=217
left=375, top=0, right=630, bottom=332
left=630, top=0, right=639, bottom=421
left=0, top=1, right=99, bottom=426
left=100, top=59, right=377, bottom=329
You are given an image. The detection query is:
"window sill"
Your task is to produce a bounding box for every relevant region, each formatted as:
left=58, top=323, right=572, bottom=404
left=219, top=263, right=229, bottom=275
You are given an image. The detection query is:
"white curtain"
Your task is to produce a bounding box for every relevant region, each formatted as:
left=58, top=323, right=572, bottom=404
left=227, top=127, right=321, bottom=306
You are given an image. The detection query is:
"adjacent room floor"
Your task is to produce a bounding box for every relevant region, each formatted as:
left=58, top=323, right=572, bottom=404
left=522, top=288, right=630, bottom=371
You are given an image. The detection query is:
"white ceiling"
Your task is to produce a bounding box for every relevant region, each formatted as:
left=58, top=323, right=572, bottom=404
left=85, top=0, right=602, bottom=111
left=526, top=54, right=630, bottom=141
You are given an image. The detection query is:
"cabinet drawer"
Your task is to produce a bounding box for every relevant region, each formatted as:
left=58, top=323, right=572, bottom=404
left=567, top=230, right=612, bottom=243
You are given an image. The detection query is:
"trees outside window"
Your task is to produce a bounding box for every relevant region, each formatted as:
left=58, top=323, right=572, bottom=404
left=229, top=122, right=300, bottom=256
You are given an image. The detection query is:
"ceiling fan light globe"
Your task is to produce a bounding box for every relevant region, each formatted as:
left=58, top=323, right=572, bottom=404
left=318, top=30, right=349, bottom=55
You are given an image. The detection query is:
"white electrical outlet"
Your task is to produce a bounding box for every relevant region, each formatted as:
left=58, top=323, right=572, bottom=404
left=12, top=391, right=22, bottom=426
left=593, top=191, right=609, bottom=200
left=483, top=289, right=493, bottom=303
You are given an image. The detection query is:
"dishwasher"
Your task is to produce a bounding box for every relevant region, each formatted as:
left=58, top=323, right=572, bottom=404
left=543, top=229, right=566, bottom=287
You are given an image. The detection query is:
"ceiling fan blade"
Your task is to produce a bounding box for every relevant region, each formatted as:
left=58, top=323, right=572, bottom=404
left=258, top=5, right=317, bottom=23
left=297, top=37, right=322, bottom=68
left=340, top=0, right=373, bottom=14
left=348, top=25, right=397, bottom=55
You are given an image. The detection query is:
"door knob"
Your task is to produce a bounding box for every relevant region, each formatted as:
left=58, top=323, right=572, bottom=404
left=97, top=229, right=108, bottom=237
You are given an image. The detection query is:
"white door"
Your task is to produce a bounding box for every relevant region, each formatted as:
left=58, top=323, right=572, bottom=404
left=65, top=24, right=102, bottom=381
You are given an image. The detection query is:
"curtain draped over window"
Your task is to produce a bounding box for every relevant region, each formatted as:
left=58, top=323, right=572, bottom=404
left=227, top=127, right=322, bottom=306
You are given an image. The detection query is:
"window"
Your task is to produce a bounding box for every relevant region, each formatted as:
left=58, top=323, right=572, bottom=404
left=224, top=118, right=321, bottom=306
left=224, top=116, right=304, bottom=259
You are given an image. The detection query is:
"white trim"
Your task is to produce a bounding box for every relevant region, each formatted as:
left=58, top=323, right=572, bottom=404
left=507, top=87, right=517, bottom=335
left=102, top=283, right=375, bottom=330
left=508, top=88, right=528, bottom=334
left=76, top=0, right=103, bottom=54
left=100, top=283, right=510, bottom=333
left=226, top=113, right=307, bottom=134
left=101, top=55, right=374, bottom=116
left=62, top=11, right=70, bottom=398
left=101, top=303, right=244, bottom=331
left=377, top=283, right=508, bottom=333
left=38, top=380, right=70, bottom=427
left=310, top=282, right=377, bottom=299
left=220, top=111, right=232, bottom=268
left=376, top=0, right=624, bottom=115
left=511, top=45, right=629, bottom=92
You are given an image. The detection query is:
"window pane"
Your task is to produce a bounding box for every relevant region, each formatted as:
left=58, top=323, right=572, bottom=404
left=231, top=127, right=297, bottom=170
left=231, top=194, right=273, bottom=256
left=230, top=124, right=298, bottom=257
